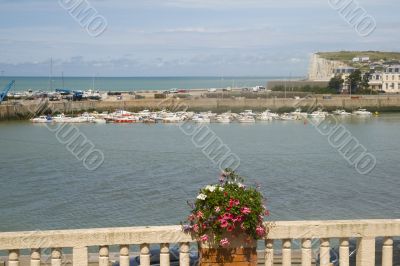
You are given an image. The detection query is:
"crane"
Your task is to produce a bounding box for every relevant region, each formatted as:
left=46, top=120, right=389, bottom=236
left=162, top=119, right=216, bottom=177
left=0, top=80, right=15, bottom=104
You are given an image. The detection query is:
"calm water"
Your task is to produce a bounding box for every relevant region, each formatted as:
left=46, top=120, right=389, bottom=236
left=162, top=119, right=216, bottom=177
left=0, top=76, right=290, bottom=92
left=0, top=115, right=399, bottom=232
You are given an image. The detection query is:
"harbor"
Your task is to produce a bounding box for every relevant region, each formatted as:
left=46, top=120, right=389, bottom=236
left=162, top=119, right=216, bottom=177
left=29, top=108, right=375, bottom=124
left=2, top=94, right=400, bottom=121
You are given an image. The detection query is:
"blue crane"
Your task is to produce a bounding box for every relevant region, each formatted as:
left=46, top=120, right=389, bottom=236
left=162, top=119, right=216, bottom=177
left=0, top=80, right=15, bottom=104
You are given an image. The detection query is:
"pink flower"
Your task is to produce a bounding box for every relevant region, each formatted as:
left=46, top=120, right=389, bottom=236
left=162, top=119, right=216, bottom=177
left=227, top=225, right=235, bottom=232
left=256, top=226, right=265, bottom=237
left=215, top=206, right=221, bottom=212
left=188, top=214, right=195, bottom=221
left=193, top=224, right=199, bottom=232
left=229, top=198, right=240, bottom=207
left=200, top=234, right=209, bottom=242
left=197, top=211, right=204, bottom=219
left=220, top=220, right=228, bottom=228
left=265, top=210, right=270, bottom=216
left=220, top=238, right=230, bottom=247
left=222, top=213, right=234, bottom=220
left=241, top=207, right=251, bottom=215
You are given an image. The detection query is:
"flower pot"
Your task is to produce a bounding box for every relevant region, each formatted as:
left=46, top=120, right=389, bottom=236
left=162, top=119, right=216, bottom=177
left=199, top=234, right=257, bottom=266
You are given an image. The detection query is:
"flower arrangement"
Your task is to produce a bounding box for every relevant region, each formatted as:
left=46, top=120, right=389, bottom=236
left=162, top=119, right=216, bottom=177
left=183, top=169, right=269, bottom=247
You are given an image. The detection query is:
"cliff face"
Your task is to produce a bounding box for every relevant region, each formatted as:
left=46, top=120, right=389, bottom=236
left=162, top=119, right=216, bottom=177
left=308, top=54, right=348, bottom=81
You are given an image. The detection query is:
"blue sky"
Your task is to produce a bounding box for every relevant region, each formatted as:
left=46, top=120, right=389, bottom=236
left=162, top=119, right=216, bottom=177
left=0, top=0, right=399, bottom=76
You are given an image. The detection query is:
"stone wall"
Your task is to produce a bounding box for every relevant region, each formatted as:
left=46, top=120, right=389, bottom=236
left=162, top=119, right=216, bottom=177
left=1, top=96, right=400, bottom=120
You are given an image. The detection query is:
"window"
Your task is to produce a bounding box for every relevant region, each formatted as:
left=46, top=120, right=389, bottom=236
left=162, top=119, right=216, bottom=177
left=386, top=83, right=389, bottom=89
left=389, top=68, right=393, bottom=73
left=395, top=68, right=399, bottom=73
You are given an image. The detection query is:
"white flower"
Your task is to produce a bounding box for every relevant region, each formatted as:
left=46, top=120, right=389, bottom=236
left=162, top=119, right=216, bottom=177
left=205, top=185, right=216, bottom=192
left=197, top=193, right=207, bottom=200
left=238, top=183, right=245, bottom=188
left=219, top=187, right=224, bottom=191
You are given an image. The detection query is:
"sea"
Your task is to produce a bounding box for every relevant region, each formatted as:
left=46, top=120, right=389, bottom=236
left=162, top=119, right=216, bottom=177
left=0, top=76, right=294, bottom=92
left=0, top=115, right=399, bottom=232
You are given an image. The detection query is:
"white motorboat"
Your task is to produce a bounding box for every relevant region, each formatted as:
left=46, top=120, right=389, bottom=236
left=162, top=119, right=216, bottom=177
left=333, top=109, right=351, bottom=116
left=215, top=114, right=231, bottom=123
left=290, top=108, right=308, bottom=119
left=53, top=113, right=73, bottom=123
left=94, top=118, right=107, bottom=124
left=240, top=110, right=256, bottom=117
left=280, top=113, right=297, bottom=121
left=258, top=110, right=279, bottom=121
left=30, top=115, right=52, bottom=123
left=163, top=113, right=184, bottom=123
left=308, top=109, right=328, bottom=119
left=238, top=115, right=255, bottom=123
left=192, top=115, right=211, bottom=123
left=353, top=108, right=372, bottom=116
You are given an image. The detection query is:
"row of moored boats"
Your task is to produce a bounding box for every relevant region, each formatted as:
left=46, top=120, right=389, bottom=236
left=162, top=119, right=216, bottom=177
left=30, top=108, right=374, bottom=124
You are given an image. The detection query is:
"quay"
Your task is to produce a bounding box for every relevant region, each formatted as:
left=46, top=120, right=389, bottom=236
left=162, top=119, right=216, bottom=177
left=2, top=95, right=400, bottom=121
left=0, top=219, right=399, bottom=266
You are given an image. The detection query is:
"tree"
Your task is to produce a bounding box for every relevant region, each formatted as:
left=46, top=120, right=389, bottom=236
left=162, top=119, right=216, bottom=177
left=328, top=75, right=344, bottom=93
left=346, top=69, right=362, bottom=94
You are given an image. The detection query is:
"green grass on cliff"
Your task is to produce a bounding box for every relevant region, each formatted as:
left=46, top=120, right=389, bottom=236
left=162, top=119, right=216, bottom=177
left=317, top=51, right=400, bottom=62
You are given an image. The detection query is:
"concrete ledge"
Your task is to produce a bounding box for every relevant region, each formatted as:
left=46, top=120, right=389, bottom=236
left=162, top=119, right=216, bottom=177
left=0, top=220, right=400, bottom=250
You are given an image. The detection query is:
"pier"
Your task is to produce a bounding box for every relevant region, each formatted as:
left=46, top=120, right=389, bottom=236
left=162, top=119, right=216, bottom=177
left=2, top=95, right=400, bottom=121
left=0, top=219, right=399, bottom=265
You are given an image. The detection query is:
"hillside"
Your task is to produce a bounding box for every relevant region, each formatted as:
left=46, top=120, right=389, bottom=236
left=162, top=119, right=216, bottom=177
left=317, top=51, right=400, bottom=63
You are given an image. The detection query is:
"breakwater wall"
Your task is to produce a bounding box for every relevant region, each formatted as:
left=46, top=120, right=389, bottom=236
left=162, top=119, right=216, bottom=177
left=2, top=96, right=400, bottom=120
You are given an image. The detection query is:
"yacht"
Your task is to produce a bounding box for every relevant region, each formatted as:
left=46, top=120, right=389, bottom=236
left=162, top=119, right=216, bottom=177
left=258, top=110, right=279, bottom=121
left=215, top=114, right=231, bottom=123
left=308, top=109, right=328, bottom=119
left=238, top=115, right=256, bottom=123
left=192, top=115, right=211, bottom=123
left=290, top=108, right=308, bottom=119
left=333, top=109, right=351, bottom=116
left=280, top=113, right=297, bottom=121
left=163, top=113, right=184, bottom=123
left=353, top=108, right=372, bottom=116
left=30, top=115, right=52, bottom=123
left=53, top=113, right=73, bottom=123
left=240, top=110, right=256, bottom=117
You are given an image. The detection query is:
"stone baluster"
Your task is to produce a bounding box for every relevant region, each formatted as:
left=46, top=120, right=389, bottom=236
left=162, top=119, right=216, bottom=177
left=319, top=238, right=330, bottom=266
left=99, top=245, right=109, bottom=266
left=160, top=243, right=170, bottom=266
left=301, top=239, right=312, bottom=266
left=30, top=248, right=41, bottom=266
left=382, top=237, right=393, bottom=266
left=179, top=242, right=190, bottom=266
left=339, top=238, right=349, bottom=266
left=265, top=239, right=274, bottom=266
left=282, top=239, right=291, bottom=266
left=73, top=246, right=88, bottom=266
left=356, top=237, right=375, bottom=266
left=119, top=245, right=130, bottom=266
left=8, top=250, right=19, bottom=266
left=51, top=248, right=62, bottom=266
left=140, top=244, right=151, bottom=266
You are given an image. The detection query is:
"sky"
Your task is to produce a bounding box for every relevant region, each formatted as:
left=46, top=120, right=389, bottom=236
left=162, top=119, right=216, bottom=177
left=0, top=0, right=399, bottom=77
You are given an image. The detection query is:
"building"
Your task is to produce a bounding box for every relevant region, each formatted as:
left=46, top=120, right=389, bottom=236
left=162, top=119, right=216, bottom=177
left=352, top=56, right=370, bottom=63
left=382, top=65, right=400, bottom=93
left=368, top=72, right=383, bottom=91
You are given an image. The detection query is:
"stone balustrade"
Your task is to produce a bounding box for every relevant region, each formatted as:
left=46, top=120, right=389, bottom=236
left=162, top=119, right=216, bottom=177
left=0, top=219, right=399, bottom=266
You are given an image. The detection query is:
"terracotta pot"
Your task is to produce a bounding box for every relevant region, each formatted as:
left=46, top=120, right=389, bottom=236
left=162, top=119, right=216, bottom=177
left=199, top=234, right=257, bottom=266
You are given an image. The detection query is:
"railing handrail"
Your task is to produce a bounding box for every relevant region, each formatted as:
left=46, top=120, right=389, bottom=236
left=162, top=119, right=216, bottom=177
left=1, top=219, right=399, bottom=250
